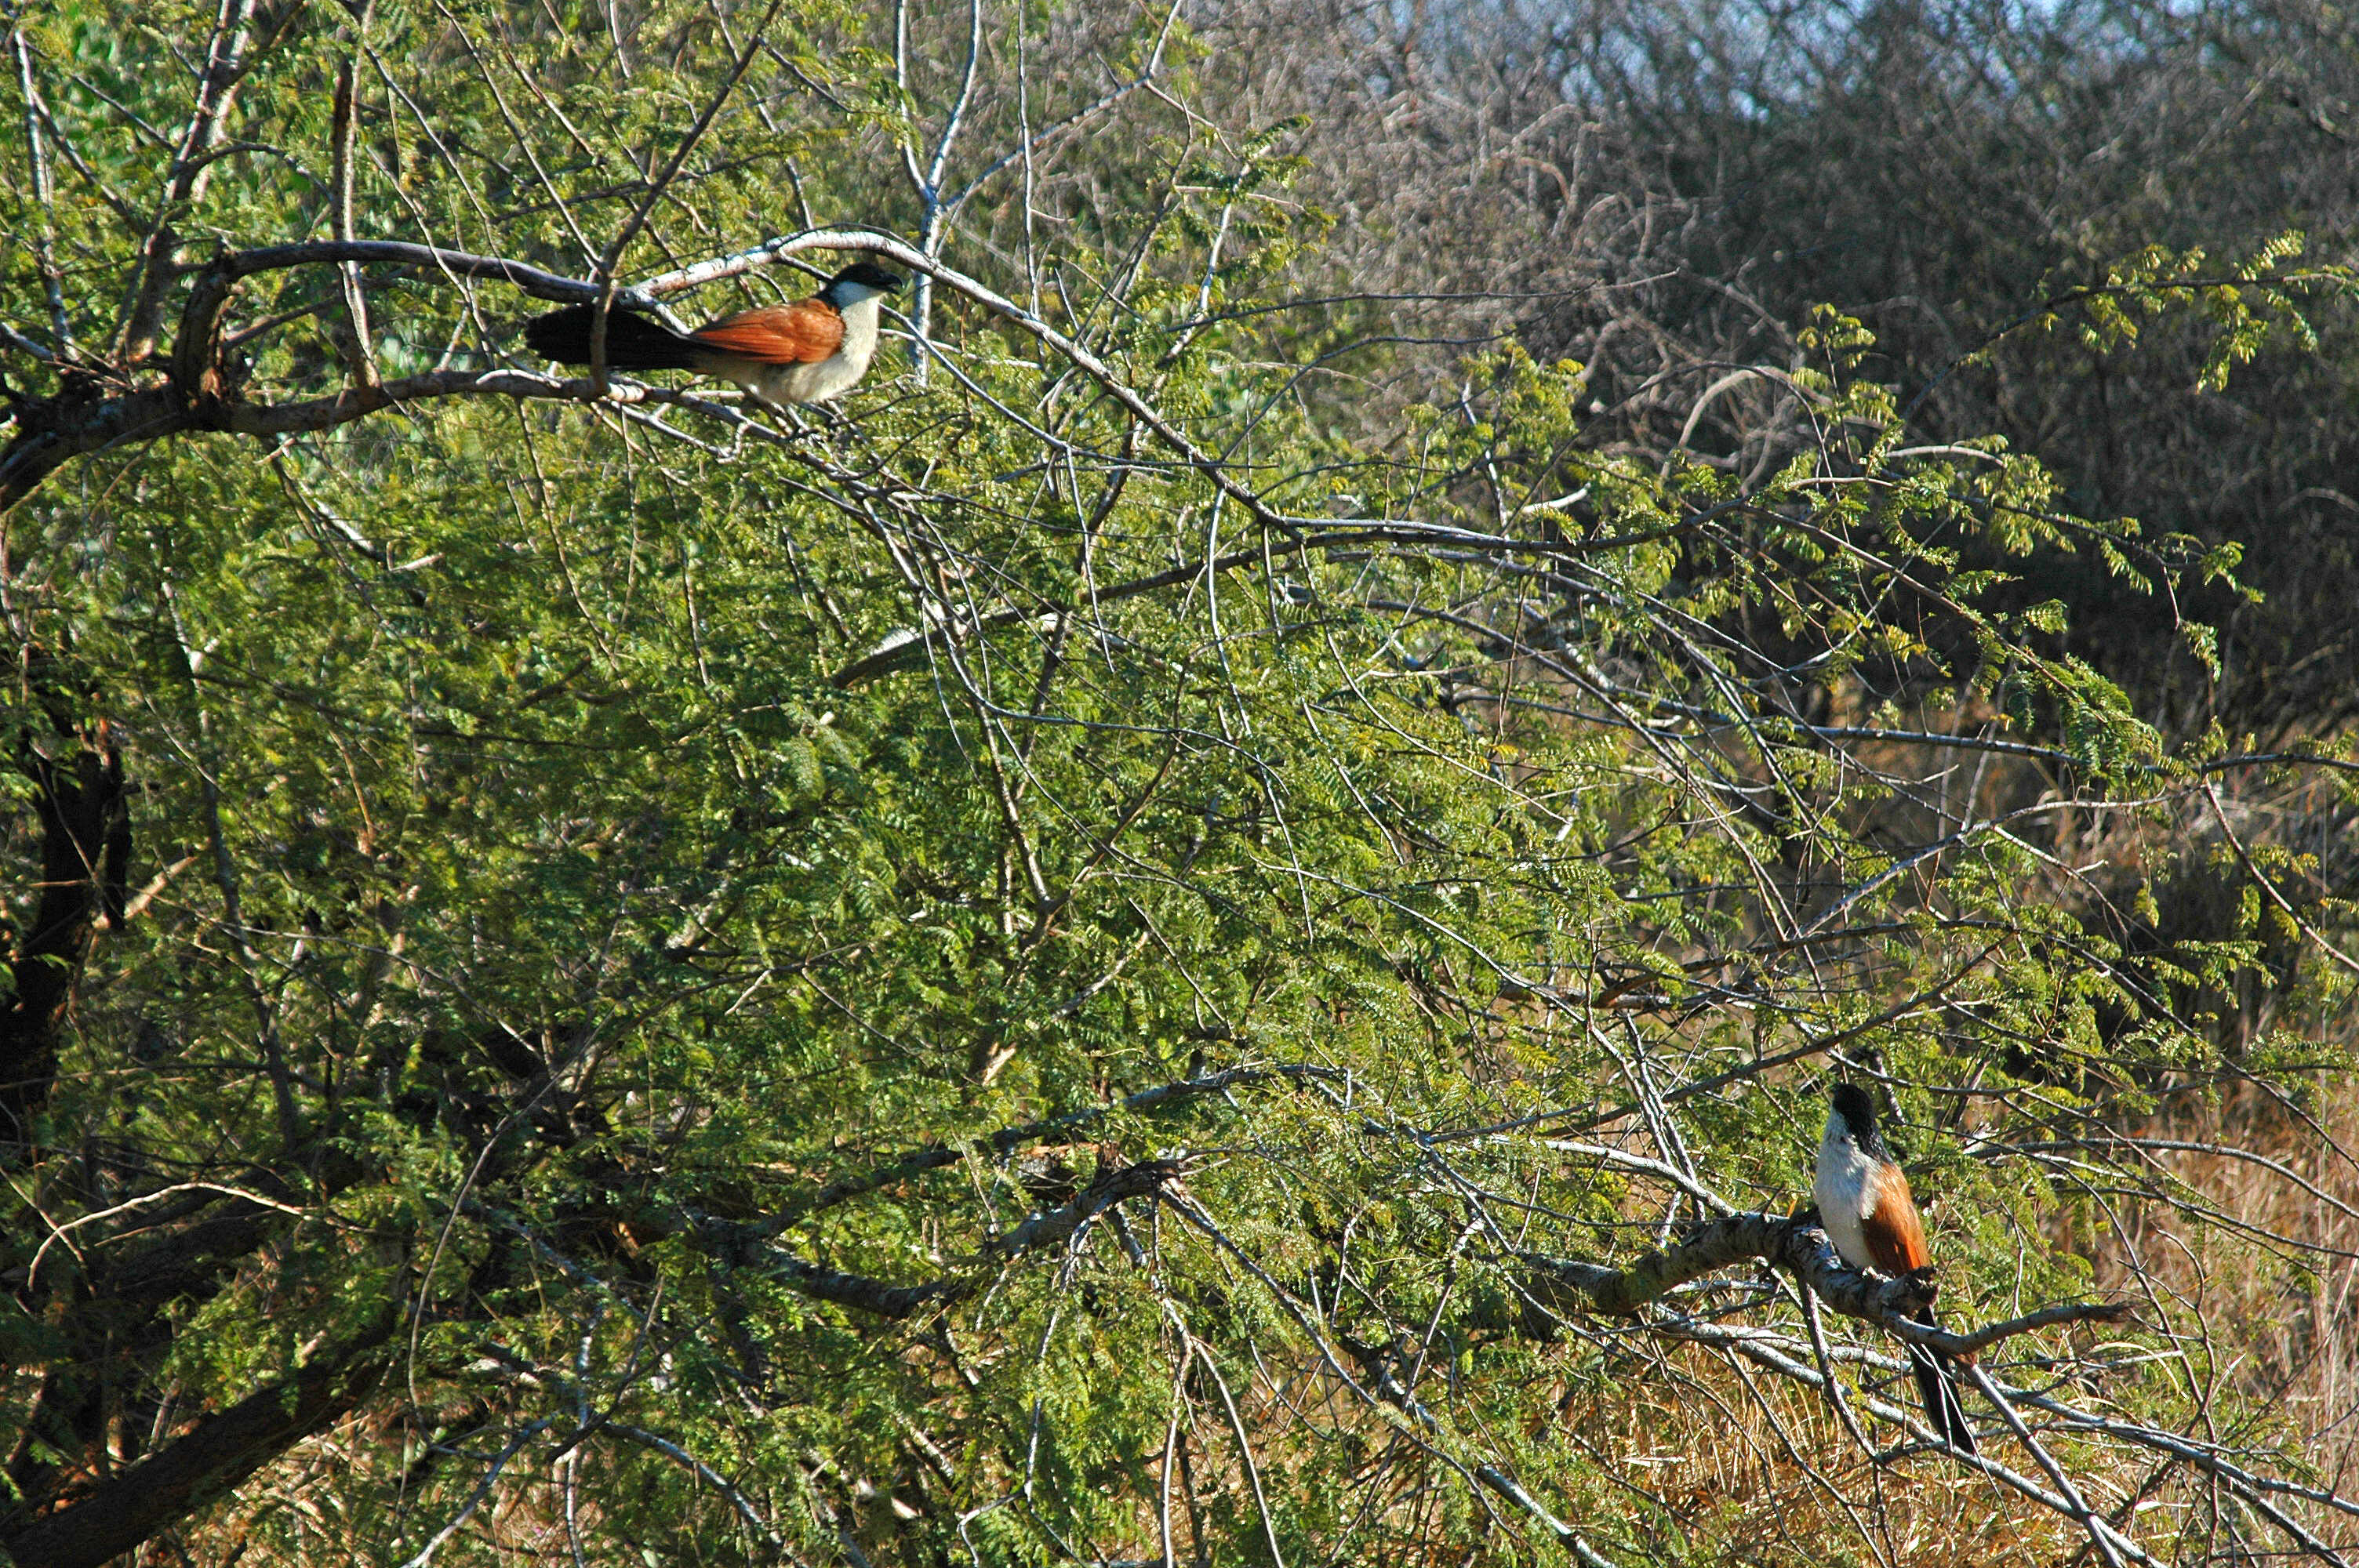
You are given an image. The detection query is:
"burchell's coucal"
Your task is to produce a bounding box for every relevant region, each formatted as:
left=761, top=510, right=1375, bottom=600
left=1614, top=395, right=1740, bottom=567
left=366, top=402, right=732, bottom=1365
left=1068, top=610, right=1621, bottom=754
left=523, top=261, right=904, bottom=409
left=1815, top=1082, right=1979, bottom=1454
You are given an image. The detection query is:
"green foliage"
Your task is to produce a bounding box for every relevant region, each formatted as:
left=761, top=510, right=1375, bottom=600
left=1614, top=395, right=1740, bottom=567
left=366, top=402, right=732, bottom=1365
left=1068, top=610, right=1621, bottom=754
left=2055, top=234, right=2339, bottom=395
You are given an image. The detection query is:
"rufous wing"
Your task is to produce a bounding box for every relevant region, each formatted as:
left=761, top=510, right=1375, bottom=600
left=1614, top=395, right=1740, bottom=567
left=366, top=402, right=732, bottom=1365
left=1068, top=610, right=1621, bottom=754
left=686, top=299, right=845, bottom=365
left=1860, top=1163, right=1933, bottom=1273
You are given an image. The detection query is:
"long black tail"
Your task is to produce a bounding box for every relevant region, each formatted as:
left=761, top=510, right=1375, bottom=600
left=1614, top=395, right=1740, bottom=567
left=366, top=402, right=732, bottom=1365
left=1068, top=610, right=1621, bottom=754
left=522, top=304, right=702, bottom=372
left=1907, top=1313, right=1978, bottom=1454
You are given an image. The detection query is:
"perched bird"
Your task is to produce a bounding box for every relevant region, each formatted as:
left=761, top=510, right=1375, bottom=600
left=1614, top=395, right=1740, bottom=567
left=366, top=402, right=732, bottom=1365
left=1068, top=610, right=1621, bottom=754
left=522, top=261, right=905, bottom=410
left=1814, top=1082, right=1979, bottom=1454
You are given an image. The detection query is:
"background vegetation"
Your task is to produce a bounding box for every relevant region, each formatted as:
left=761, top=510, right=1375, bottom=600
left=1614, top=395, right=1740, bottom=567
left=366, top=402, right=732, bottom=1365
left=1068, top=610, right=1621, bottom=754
left=1, top=0, right=2356, bottom=1563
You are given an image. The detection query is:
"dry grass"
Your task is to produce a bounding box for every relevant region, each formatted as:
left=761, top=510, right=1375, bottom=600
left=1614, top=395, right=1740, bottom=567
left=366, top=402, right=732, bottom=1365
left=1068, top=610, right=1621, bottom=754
left=2095, top=1076, right=2359, bottom=1541
left=1552, top=1357, right=2081, bottom=1565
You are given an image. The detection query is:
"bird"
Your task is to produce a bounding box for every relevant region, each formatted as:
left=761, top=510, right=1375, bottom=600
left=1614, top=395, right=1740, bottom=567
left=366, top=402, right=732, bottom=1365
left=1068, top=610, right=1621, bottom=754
left=1814, top=1081, right=1979, bottom=1454
left=522, top=260, right=906, bottom=411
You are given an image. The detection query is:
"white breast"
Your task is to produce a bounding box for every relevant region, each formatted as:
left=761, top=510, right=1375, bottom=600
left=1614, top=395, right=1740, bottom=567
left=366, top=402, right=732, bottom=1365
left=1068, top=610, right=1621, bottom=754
left=754, top=293, right=885, bottom=406
left=1814, top=1116, right=1881, bottom=1272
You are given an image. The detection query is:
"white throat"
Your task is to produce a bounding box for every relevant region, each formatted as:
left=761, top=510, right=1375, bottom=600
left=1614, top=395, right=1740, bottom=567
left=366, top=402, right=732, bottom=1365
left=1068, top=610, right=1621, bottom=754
left=822, top=292, right=885, bottom=381
left=1813, top=1111, right=1881, bottom=1272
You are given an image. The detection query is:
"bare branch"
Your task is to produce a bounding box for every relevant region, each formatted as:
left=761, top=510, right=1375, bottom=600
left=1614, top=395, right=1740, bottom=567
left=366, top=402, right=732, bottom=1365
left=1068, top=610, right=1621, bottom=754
left=1519, top=1211, right=2130, bottom=1363
left=329, top=5, right=378, bottom=389
left=9, top=22, right=68, bottom=352
left=116, top=0, right=302, bottom=363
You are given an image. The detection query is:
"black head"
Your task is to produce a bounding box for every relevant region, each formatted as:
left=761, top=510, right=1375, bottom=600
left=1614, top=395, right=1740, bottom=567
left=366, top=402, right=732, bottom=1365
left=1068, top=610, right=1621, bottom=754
left=827, top=261, right=906, bottom=296
left=1826, top=1083, right=1890, bottom=1158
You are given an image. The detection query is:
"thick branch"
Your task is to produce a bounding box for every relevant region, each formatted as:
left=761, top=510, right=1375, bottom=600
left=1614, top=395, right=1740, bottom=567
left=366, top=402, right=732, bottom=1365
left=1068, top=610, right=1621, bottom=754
left=0, top=382, right=187, bottom=517
left=0, top=1322, right=393, bottom=1568
left=0, top=238, right=660, bottom=510
left=987, top=1157, right=1187, bottom=1258
left=1, top=714, right=129, bottom=1159
left=1519, top=1212, right=2132, bottom=1356
left=0, top=372, right=695, bottom=514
